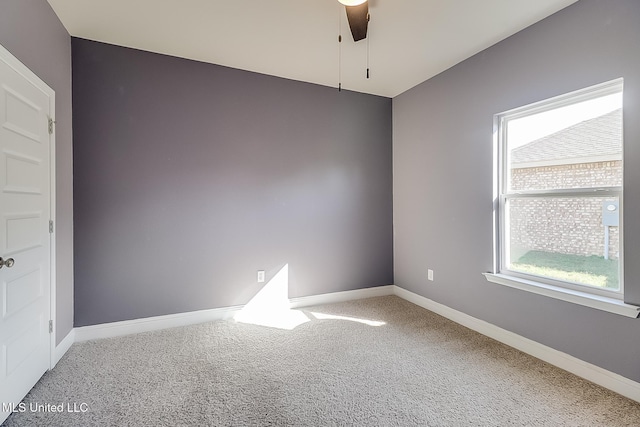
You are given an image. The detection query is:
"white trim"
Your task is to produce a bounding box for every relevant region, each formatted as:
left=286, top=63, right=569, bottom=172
left=505, top=186, right=621, bottom=198
left=53, top=329, right=75, bottom=367
left=288, top=285, right=395, bottom=309
left=0, top=43, right=58, bottom=370
left=74, top=285, right=395, bottom=342
left=48, top=87, right=57, bottom=370
left=393, top=286, right=640, bottom=403
left=75, top=305, right=244, bottom=342
left=497, top=78, right=624, bottom=121
left=0, top=44, right=55, bottom=96
left=483, top=273, right=639, bottom=318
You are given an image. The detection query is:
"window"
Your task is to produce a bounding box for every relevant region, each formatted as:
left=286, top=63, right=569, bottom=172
left=485, top=79, right=637, bottom=316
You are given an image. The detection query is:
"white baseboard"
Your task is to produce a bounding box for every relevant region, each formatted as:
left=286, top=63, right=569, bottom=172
left=74, top=285, right=394, bottom=342
left=289, top=285, right=395, bottom=309
left=74, top=305, right=243, bottom=342
left=393, top=286, right=640, bottom=403
left=53, top=329, right=75, bottom=367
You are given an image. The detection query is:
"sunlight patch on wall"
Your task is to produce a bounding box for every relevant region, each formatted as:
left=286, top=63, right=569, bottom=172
left=234, top=264, right=310, bottom=330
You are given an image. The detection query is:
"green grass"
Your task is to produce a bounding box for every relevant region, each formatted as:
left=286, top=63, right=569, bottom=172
left=511, top=250, right=619, bottom=290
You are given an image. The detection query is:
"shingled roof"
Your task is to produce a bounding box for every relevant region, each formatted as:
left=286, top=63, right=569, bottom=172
left=511, top=108, right=622, bottom=167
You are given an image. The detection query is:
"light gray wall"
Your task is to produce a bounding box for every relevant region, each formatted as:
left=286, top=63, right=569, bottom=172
left=72, top=38, right=393, bottom=326
left=0, top=0, right=74, bottom=345
left=393, top=0, right=640, bottom=382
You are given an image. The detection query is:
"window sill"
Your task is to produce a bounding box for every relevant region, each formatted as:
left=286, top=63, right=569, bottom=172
left=482, top=273, right=640, bottom=318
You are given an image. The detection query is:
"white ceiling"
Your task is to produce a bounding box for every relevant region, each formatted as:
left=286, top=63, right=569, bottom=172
left=47, top=0, right=579, bottom=98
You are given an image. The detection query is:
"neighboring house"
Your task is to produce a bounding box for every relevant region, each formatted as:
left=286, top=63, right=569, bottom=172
left=509, top=109, right=622, bottom=259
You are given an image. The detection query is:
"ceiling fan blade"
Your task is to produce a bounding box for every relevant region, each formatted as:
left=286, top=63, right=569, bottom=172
left=345, top=2, right=368, bottom=42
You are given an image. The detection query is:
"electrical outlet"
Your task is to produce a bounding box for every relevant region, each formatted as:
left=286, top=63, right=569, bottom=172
left=428, top=269, right=434, bottom=281
left=257, top=270, right=265, bottom=283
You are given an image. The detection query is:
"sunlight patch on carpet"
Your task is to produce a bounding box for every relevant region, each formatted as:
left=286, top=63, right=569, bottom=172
left=309, top=312, right=386, bottom=327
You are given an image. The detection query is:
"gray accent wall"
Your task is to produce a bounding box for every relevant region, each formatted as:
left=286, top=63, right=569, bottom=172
left=72, top=38, right=393, bottom=326
left=0, top=0, right=74, bottom=345
left=393, top=0, right=640, bottom=382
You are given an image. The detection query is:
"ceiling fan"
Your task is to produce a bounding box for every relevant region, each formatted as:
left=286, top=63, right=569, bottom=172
left=338, top=0, right=369, bottom=42
left=336, top=0, right=372, bottom=90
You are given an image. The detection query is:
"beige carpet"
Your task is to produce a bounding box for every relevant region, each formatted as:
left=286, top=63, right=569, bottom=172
left=4, top=296, right=640, bottom=426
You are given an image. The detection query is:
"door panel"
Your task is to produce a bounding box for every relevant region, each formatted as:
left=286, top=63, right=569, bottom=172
left=5, top=152, right=43, bottom=194
left=4, top=86, right=43, bottom=143
left=0, top=46, right=51, bottom=424
left=5, top=213, right=44, bottom=254
left=4, top=268, right=42, bottom=318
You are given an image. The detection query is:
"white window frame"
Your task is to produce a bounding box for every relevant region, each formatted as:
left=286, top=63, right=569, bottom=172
left=484, top=78, right=640, bottom=318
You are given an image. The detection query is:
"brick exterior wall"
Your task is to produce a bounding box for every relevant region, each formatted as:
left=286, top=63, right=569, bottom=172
left=509, top=161, right=621, bottom=259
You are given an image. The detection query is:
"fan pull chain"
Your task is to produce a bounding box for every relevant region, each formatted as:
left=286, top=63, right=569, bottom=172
left=366, top=12, right=370, bottom=79
left=339, top=34, right=342, bottom=91
left=338, top=6, right=342, bottom=92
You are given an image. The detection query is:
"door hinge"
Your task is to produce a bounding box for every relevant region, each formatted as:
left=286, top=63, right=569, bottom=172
left=49, top=320, right=53, bottom=334
left=48, top=117, right=55, bottom=135
left=49, top=220, right=54, bottom=234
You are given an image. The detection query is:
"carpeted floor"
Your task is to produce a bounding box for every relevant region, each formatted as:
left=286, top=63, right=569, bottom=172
left=4, top=296, right=640, bottom=426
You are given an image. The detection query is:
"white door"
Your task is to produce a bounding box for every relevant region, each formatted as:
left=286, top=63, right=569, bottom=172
left=0, top=45, right=53, bottom=423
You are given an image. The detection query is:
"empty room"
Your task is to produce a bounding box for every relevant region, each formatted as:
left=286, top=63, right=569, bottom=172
left=1, top=0, right=640, bottom=425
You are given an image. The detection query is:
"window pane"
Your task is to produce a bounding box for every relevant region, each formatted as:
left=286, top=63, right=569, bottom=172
left=505, top=196, right=620, bottom=291
left=507, top=95, right=622, bottom=191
